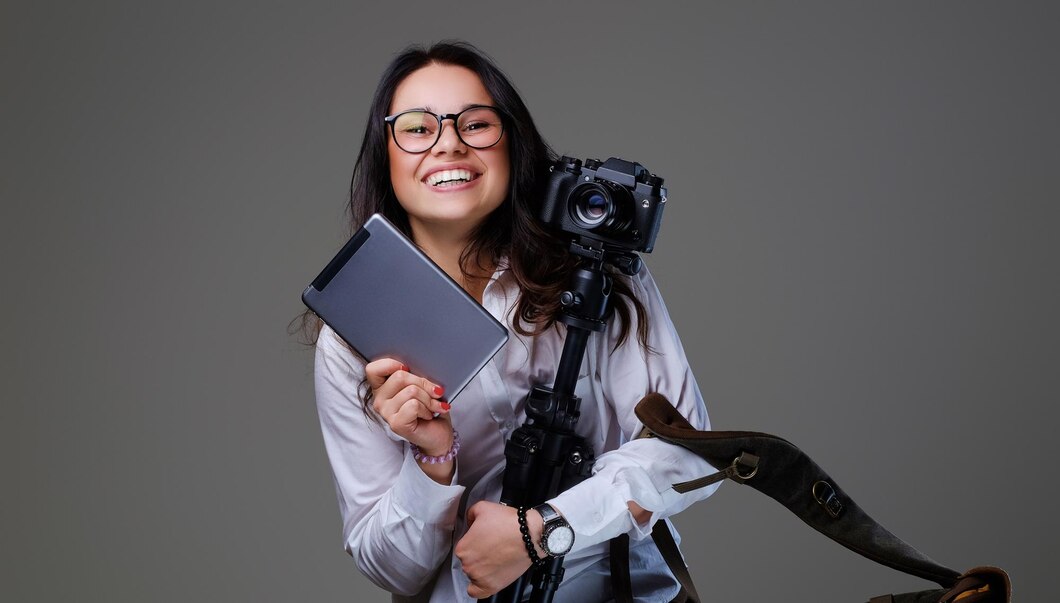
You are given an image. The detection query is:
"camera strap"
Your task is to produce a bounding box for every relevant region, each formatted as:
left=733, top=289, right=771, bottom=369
left=607, top=393, right=1011, bottom=603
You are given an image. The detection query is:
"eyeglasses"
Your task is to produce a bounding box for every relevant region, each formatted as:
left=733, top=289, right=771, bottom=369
left=384, top=105, right=506, bottom=153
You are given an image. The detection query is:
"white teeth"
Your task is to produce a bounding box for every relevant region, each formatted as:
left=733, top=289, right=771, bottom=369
left=427, top=168, right=475, bottom=186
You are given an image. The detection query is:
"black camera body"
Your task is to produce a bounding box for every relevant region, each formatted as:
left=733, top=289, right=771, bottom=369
left=540, top=156, right=667, bottom=253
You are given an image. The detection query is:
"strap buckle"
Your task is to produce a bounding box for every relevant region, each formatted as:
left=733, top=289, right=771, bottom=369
left=812, top=480, right=844, bottom=519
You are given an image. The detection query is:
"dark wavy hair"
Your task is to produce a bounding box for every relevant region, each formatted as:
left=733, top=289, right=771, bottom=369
left=294, top=41, right=650, bottom=353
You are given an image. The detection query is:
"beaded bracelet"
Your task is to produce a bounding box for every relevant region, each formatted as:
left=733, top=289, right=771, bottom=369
left=517, top=507, right=545, bottom=566
left=410, top=430, right=460, bottom=464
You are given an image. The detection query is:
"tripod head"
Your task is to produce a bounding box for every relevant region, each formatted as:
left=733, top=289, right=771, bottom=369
left=526, top=239, right=644, bottom=431
left=556, top=239, right=639, bottom=327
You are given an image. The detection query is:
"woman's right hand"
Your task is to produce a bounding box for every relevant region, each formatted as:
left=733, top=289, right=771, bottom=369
left=365, top=358, right=452, bottom=456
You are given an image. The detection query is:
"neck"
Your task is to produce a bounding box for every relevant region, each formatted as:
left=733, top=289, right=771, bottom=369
left=409, top=218, right=494, bottom=302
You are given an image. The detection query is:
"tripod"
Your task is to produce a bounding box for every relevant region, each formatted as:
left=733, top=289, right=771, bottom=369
left=484, top=240, right=643, bottom=603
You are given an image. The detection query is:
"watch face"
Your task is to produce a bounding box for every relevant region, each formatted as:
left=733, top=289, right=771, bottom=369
left=545, top=526, right=574, bottom=555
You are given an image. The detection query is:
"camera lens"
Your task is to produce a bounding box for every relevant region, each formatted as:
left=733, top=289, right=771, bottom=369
left=578, top=191, right=609, bottom=225
left=572, top=185, right=611, bottom=227
left=570, top=183, right=632, bottom=235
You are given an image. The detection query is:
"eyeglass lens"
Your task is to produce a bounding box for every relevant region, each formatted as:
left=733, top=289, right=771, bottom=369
left=391, top=107, right=503, bottom=153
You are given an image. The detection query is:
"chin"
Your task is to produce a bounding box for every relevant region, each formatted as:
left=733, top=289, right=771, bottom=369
left=425, top=199, right=500, bottom=221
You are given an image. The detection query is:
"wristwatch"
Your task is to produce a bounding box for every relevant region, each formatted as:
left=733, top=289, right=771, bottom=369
left=533, top=503, right=574, bottom=557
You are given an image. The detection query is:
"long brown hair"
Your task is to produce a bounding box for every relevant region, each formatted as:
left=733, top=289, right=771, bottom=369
left=293, top=41, right=650, bottom=353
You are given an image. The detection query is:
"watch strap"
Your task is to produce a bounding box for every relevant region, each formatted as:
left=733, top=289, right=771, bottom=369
left=533, top=503, right=574, bottom=557
left=533, top=503, right=562, bottom=524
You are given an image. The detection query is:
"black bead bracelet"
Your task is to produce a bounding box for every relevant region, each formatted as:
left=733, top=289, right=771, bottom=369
left=516, top=507, right=545, bottom=566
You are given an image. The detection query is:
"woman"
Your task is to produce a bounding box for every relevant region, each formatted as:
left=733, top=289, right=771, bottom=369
left=310, top=41, right=718, bottom=602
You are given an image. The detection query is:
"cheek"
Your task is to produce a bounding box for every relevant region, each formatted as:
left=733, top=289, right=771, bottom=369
left=388, top=144, right=405, bottom=177
left=489, top=149, right=511, bottom=195
left=495, top=171, right=511, bottom=197
left=388, top=147, right=419, bottom=198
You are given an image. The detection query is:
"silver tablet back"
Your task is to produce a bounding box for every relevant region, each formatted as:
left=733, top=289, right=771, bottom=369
left=302, top=214, right=509, bottom=403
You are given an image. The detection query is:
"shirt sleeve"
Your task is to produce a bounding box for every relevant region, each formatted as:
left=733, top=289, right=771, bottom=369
left=547, top=265, right=720, bottom=552
left=314, top=324, right=465, bottom=595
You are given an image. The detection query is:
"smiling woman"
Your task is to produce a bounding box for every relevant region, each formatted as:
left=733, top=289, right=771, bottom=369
left=385, top=63, right=511, bottom=271
left=302, top=41, right=719, bottom=602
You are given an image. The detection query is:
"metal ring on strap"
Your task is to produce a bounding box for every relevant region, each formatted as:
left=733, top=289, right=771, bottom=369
left=732, top=454, right=758, bottom=480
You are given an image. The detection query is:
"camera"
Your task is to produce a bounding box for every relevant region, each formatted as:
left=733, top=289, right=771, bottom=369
left=539, top=156, right=667, bottom=253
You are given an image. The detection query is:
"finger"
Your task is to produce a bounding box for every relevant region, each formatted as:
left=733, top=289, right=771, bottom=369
left=391, top=397, right=437, bottom=433
left=372, top=369, right=416, bottom=405
left=364, top=358, right=408, bottom=391
left=376, top=385, right=448, bottom=427
left=453, top=535, right=466, bottom=562
left=385, top=388, right=436, bottom=427
left=370, top=378, right=414, bottom=417
left=373, top=368, right=445, bottom=403
left=393, top=382, right=449, bottom=416
left=464, top=501, right=480, bottom=526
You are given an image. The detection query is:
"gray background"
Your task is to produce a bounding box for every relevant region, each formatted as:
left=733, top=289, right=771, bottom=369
left=3, top=1, right=1056, bottom=601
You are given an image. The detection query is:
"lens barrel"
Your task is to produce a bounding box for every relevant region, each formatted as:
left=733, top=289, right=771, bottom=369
left=570, top=182, right=632, bottom=236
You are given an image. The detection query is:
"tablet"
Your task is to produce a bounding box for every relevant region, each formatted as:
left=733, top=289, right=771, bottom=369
left=302, top=213, right=509, bottom=403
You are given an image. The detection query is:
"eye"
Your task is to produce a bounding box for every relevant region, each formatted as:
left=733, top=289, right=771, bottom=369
left=457, top=107, right=502, bottom=136
left=393, top=112, right=437, bottom=137
left=462, top=120, right=491, bottom=132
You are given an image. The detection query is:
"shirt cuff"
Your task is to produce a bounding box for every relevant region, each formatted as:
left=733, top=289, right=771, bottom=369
left=390, top=448, right=466, bottom=528
left=548, top=442, right=716, bottom=553
left=548, top=476, right=640, bottom=554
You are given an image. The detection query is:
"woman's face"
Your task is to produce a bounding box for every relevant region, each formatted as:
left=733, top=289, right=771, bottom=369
left=387, top=63, right=511, bottom=239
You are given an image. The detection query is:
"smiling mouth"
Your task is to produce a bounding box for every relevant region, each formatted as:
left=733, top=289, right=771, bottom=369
left=425, top=168, right=481, bottom=187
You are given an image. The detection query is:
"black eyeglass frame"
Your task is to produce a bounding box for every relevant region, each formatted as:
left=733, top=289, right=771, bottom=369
left=383, top=105, right=507, bottom=153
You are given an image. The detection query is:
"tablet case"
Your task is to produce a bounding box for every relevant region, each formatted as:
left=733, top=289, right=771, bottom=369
left=302, top=213, right=509, bottom=403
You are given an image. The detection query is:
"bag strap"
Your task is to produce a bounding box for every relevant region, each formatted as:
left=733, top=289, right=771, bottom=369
left=633, top=392, right=962, bottom=588
left=610, top=393, right=1011, bottom=602
left=652, top=520, right=701, bottom=603
left=867, top=566, right=1012, bottom=603
left=609, top=535, right=634, bottom=603
left=609, top=522, right=700, bottom=603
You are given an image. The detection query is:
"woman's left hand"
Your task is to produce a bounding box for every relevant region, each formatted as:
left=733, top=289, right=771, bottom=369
left=454, top=501, right=540, bottom=598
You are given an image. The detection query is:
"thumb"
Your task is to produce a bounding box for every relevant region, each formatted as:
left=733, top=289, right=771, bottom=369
left=465, top=501, right=482, bottom=527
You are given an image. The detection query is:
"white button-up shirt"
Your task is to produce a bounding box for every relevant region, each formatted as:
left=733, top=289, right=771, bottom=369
left=314, top=263, right=719, bottom=602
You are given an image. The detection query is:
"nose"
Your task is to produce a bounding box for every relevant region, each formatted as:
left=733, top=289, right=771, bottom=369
left=432, top=118, right=467, bottom=154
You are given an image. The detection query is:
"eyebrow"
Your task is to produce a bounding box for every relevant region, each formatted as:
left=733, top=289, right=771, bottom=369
left=399, top=103, right=489, bottom=114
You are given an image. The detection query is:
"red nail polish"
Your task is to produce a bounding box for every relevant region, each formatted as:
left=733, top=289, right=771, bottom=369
left=433, top=385, right=445, bottom=396
left=400, top=364, right=410, bottom=372
left=440, top=401, right=451, bottom=411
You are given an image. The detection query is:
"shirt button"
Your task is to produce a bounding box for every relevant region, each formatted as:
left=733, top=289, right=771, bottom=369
left=504, top=421, right=514, bottom=430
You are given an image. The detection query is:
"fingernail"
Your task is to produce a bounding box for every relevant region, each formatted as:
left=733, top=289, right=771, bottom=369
left=433, top=385, right=445, bottom=397
left=440, top=401, right=451, bottom=411
left=400, top=364, right=409, bottom=372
